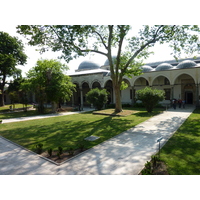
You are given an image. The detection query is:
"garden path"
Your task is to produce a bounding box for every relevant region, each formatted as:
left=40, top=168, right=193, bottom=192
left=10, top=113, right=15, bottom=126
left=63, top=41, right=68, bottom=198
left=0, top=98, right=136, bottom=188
left=0, top=106, right=195, bottom=175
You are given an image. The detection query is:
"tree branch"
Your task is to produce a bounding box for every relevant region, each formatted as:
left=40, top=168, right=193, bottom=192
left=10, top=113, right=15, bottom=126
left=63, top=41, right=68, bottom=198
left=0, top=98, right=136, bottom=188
left=93, top=30, right=108, bottom=50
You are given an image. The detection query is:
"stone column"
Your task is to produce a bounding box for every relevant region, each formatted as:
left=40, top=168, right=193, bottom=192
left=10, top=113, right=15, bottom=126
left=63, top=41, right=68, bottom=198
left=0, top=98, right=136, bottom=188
left=131, top=86, right=135, bottom=106
left=71, top=93, right=74, bottom=107
left=80, top=88, right=83, bottom=111
left=171, top=85, right=174, bottom=99
left=196, top=84, right=199, bottom=107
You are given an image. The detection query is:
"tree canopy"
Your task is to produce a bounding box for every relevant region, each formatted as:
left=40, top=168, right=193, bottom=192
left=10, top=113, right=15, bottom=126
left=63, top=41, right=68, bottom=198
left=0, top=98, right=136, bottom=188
left=0, top=31, right=27, bottom=106
left=16, top=25, right=200, bottom=112
left=24, top=59, right=75, bottom=113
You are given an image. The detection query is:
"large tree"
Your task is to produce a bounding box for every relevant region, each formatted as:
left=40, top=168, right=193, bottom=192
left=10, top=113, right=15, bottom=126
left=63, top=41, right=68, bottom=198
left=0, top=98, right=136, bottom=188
left=0, top=31, right=27, bottom=106
left=16, top=25, right=200, bottom=112
left=24, top=59, right=75, bottom=113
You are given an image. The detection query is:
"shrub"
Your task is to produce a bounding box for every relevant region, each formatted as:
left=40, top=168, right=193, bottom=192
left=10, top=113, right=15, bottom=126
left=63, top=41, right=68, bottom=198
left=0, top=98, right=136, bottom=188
left=35, top=143, right=43, bottom=154
left=47, top=148, right=53, bottom=157
left=122, top=103, right=131, bottom=108
left=77, top=141, right=85, bottom=152
left=141, top=161, right=152, bottom=175
left=57, top=152, right=61, bottom=159
left=86, top=88, right=108, bottom=110
left=136, top=87, right=165, bottom=113
left=68, top=147, right=74, bottom=156
left=58, top=146, right=63, bottom=155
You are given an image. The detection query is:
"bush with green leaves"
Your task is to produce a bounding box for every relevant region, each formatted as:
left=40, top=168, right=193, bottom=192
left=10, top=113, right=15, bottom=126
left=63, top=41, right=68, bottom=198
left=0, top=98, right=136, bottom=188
left=136, top=87, right=165, bottom=113
left=47, top=148, right=53, bottom=156
left=58, top=146, right=63, bottom=155
left=86, top=88, right=108, bottom=110
left=35, top=143, right=43, bottom=154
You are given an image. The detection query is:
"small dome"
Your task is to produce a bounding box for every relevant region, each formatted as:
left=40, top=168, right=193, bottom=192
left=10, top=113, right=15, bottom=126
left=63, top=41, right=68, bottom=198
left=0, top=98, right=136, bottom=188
left=78, top=61, right=100, bottom=71
left=155, top=63, right=173, bottom=71
left=140, top=65, right=153, bottom=72
left=104, top=56, right=117, bottom=66
left=176, top=60, right=197, bottom=69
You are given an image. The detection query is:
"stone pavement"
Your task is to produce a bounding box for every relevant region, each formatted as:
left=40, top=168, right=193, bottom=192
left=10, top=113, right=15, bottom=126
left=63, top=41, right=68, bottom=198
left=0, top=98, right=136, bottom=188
left=0, top=106, right=195, bottom=175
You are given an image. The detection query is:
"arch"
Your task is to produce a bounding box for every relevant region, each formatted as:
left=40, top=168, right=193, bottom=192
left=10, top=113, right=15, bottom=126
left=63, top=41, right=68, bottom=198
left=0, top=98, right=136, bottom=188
left=173, top=73, right=196, bottom=104
left=81, top=81, right=90, bottom=89
left=133, top=77, right=149, bottom=86
left=122, top=78, right=131, bottom=87
left=172, top=72, right=196, bottom=85
left=81, top=82, right=90, bottom=106
left=92, top=81, right=101, bottom=89
left=152, top=75, right=171, bottom=86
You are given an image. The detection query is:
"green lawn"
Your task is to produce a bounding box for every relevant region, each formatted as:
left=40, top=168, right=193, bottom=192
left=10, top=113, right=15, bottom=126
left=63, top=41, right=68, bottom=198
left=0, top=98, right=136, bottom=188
left=0, top=104, right=32, bottom=112
left=0, top=110, right=41, bottom=119
left=0, top=108, right=162, bottom=153
left=160, top=108, right=200, bottom=175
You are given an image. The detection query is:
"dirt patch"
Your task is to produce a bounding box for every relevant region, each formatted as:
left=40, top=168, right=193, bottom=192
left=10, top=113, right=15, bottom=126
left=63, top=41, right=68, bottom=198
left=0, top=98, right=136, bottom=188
left=40, top=148, right=87, bottom=164
left=139, top=160, right=169, bottom=175
left=93, top=109, right=138, bottom=116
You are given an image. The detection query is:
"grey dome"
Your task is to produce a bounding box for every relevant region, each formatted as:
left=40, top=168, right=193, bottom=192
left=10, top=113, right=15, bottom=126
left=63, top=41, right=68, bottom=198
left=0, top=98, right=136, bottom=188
left=141, top=65, right=153, bottom=72
left=78, top=61, right=100, bottom=71
left=155, top=63, right=173, bottom=71
left=104, top=56, right=117, bottom=66
left=176, top=60, right=197, bottom=69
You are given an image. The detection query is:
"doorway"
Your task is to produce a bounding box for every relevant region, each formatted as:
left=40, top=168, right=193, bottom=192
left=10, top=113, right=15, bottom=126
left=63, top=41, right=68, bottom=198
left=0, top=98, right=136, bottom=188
left=185, top=91, right=193, bottom=104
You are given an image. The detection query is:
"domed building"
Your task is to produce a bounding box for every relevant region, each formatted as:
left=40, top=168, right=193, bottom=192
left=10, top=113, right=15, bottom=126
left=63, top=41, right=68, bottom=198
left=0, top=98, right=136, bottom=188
left=68, top=56, right=200, bottom=109
left=76, top=61, right=101, bottom=71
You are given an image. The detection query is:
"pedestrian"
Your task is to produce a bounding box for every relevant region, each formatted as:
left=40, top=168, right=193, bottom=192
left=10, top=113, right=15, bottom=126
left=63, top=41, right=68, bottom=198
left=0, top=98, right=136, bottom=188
left=178, top=99, right=182, bottom=108
left=172, top=99, right=176, bottom=109
left=182, top=100, right=185, bottom=108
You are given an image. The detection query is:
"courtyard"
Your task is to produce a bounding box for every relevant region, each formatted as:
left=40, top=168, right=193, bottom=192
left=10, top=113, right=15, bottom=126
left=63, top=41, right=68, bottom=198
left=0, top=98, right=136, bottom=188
left=0, top=105, right=197, bottom=175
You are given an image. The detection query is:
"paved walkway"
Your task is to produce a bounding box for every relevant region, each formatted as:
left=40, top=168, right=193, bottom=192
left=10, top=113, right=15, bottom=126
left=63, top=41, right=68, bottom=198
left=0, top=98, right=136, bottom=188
left=0, top=106, right=195, bottom=175
left=1, top=107, right=94, bottom=123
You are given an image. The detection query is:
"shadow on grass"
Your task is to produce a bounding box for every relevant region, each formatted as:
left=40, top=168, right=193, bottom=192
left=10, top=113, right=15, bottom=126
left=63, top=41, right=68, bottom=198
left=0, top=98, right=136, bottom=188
left=160, top=109, right=200, bottom=175
left=0, top=113, right=137, bottom=153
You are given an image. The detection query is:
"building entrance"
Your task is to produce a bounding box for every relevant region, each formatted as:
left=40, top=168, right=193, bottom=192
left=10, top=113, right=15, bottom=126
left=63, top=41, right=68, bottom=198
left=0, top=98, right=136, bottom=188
left=185, top=91, right=193, bottom=104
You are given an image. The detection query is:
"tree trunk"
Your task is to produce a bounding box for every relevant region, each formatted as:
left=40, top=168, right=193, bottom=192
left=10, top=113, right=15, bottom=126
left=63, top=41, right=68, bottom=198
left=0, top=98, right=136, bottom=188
left=0, top=92, right=4, bottom=106
left=114, top=84, right=122, bottom=113
left=0, top=76, right=6, bottom=106
left=52, top=101, right=57, bottom=113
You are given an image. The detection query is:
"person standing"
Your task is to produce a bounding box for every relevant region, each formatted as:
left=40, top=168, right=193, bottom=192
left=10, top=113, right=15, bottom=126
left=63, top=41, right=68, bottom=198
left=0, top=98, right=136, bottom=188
left=172, top=99, right=176, bottom=109
left=182, top=100, right=185, bottom=108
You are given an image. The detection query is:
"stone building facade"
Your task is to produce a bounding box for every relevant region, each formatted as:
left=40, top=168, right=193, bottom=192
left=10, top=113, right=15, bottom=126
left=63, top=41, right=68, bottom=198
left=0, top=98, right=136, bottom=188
left=68, top=57, right=200, bottom=109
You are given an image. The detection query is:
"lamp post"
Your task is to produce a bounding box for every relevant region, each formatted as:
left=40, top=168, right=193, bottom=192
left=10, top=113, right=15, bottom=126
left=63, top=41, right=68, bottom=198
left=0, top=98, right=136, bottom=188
left=157, top=137, right=163, bottom=158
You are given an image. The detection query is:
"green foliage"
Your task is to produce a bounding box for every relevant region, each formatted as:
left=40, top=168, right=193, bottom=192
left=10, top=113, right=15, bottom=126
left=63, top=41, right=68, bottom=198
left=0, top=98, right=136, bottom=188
left=77, top=141, right=85, bottom=152
left=47, top=148, right=53, bottom=157
left=86, top=88, right=108, bottom=110
left=35, top=143, right=43, bottom=154
left=141, top=161, right=152, bottom=175
left=136, top=87, right=165, bottom=113
left=0, top=31, right=27, bottom=106
left=57, top=152, right=61, bottom=159
left=68, top=147, right=74, bottom=156
left=16, top=25, right=200, bottom=112
left=58, top=146, right=63, bottom=155
left=25, top=59, right=75, bottom=113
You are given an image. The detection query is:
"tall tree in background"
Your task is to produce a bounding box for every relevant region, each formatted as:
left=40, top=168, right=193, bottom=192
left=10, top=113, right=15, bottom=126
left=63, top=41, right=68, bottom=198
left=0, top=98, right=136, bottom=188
left=24, top=59, right=75, bottom=113
left=17, top=25, right=200, bottom=112
left=0, top=31, right=27, bottom=106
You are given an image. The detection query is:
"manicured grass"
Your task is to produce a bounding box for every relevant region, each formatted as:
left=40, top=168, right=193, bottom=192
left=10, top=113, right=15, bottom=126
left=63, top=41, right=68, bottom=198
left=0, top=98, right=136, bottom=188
left=160, top=108, right=200, bottom=175
left=0, top=108, right=163, bottom=153
left=0, top=110, right=40, bottom=119
left=0, top=104, right=32, bottom=112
